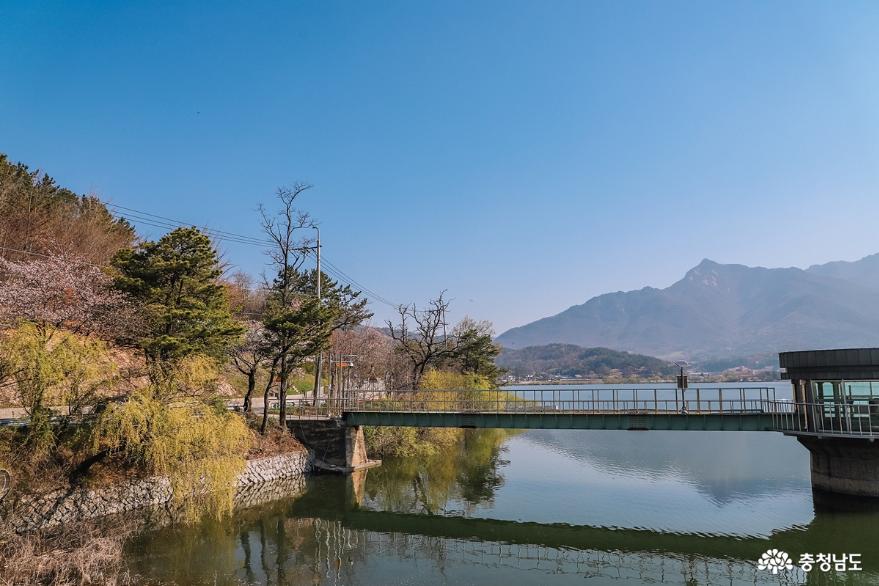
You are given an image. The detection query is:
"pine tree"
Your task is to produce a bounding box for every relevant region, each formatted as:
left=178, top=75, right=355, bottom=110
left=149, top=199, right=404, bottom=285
left=111, top=227, right=242, bottom=364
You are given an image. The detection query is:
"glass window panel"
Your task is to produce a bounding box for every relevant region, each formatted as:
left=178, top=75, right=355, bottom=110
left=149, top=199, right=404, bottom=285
left=815, top=381, right=834, bottom=419
left=847, top=382, right=872, bottom=400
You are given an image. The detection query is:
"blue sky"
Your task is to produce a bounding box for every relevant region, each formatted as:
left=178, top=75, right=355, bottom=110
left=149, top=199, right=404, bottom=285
left=2, top=1, right=878, bottom=332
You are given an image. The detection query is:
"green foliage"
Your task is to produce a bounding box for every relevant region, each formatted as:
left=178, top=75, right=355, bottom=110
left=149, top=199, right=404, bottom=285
left=111, top=227, right=243, bottom=364
left=260, top=267, right=338, bottom=430
left=0, top=323, right=117, bottom=454
left=92, top=375, right=252, bottom=521
left=365, top=428, right=512, bottom=513
left=262, top=297, right=329, bottom=358
left=366, top=370, right=498, bottom=459
left=293, top=269, right=372, bottom=334
left=449, top=319, right=503, bottom=383
left=363, top=425, right=459, bottom=460
left=419, top=369, right=492, bottom=391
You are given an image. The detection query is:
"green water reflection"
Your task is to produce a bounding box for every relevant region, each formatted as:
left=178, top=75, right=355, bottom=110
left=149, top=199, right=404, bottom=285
left=126, top=429, right=879, bottom=585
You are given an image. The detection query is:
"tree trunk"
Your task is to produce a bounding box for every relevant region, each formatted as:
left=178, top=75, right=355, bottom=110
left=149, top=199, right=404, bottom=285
left=312, top=352, right=322, bottom=407
left=243, top=369, right=256, bottom=413
left=260, top=366, right=277, bottom=434
left=414, top=362, right=427, bottom=389
left=278, top=355, right=288, bottom=428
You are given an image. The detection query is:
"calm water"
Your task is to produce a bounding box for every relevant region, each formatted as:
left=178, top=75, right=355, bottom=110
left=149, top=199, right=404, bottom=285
left=126, top=383, right=879, bottom=585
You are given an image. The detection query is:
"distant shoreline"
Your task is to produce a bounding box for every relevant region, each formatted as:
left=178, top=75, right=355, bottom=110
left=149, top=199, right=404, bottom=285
left=502, top=377, right=783, bottom=386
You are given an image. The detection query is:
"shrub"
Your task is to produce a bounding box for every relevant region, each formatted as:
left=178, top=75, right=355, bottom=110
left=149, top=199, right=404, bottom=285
left=91, top=360, right=252, bottom=521
left=0, top=324, right=117, bottom=455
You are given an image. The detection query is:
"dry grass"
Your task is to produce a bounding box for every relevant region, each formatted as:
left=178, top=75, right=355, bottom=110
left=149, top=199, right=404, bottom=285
left=246, top=421, right=306, bottom=458
left=0, top=521, right=134, bottom=586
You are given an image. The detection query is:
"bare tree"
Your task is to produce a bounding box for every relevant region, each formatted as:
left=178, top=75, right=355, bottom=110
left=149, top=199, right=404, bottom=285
left=226, top=272, right=269, bottom=413
left=225, top=271, right=267, bottom=317
left=0, top=155, right=135, bottom=266
left=258, top=184, right=315, bottom=429
left=230, top=321, right=268, bottom=413
left=330, top=326, right=406, bottom=390
left=386, top=291, right=457, bottom=388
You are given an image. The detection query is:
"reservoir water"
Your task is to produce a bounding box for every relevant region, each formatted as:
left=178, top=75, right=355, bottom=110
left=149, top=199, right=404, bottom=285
left=125, top=383, right=879, bottom=584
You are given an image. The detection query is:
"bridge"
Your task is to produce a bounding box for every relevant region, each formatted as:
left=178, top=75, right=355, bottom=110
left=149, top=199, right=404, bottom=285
left=286, top=380, right=879, bottom=499
left=290, top=385, right=871, bottom=437
left=321, top=386, right=789, bottom=432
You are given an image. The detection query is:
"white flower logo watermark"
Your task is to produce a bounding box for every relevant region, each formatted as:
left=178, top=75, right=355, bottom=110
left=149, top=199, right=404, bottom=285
left=757, top=549, right=794, bottom=574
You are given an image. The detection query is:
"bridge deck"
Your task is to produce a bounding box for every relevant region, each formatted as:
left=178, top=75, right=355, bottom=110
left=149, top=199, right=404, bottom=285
left=343, top=410, right=777, bottom=431
left=288, top=387, right=795, bottom=432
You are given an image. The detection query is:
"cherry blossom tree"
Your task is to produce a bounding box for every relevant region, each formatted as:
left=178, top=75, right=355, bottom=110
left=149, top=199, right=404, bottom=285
left=0, top=252, right=138, bottom=340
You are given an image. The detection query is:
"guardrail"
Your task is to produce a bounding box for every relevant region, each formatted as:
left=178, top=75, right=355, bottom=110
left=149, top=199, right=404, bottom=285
left=771, top=400, right=879, bottom=438
left=283, top=387, right=786, bottom=418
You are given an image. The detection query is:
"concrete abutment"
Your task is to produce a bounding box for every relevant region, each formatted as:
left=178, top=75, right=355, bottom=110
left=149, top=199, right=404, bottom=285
left=287, top=418, right=381, bottom=473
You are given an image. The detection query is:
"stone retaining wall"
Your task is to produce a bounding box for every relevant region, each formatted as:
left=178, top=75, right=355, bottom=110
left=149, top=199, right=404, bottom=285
left=3, top=450, right=312, bottom=533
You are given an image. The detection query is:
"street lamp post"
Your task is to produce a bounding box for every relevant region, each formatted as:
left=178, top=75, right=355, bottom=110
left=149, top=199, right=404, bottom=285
left=674, top=361, right=688, bottom=413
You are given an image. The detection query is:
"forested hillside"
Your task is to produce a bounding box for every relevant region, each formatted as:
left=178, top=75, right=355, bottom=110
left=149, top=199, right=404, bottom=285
left=0, top=153, right=135, bottom=265
left=497, top=343, right=676, bottom=378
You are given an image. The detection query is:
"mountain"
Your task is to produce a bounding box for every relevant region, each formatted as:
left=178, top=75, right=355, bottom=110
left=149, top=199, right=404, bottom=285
left=496, top=254, right=879, bottom=360
left=806, top=253, right=879, bottom=291
left=497, top=344, right=676, bottom=378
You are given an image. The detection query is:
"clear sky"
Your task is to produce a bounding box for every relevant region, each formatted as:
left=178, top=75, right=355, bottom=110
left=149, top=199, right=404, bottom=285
left=2, top=1, right=878, bottom=332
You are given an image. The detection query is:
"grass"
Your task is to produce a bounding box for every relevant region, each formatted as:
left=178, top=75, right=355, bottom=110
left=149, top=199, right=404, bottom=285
left=222, top=366, right=316, bottom=399
left=0, top=520, right=135, bottom=586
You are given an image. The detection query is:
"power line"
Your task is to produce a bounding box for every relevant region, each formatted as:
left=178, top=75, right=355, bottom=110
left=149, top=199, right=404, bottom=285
left=0, top=245, right=106, bottom=268
left=105, top=201, right=400, bottom=308
left=320, top=256, right=399, bottom=308
left=106, top=203, right=272, bottom=246
left=300, top=248, right=399, bottom=308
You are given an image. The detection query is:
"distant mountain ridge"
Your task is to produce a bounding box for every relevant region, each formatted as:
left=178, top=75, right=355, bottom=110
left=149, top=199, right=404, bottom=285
left=497, top=344, right=675, bottom=378
left=496, top=253, right=879, bottom=360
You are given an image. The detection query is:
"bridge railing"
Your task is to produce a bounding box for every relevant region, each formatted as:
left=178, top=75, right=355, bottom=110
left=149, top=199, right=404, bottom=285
left=770, top=400, right=879, bottom=438
left=284, top=390, right=879, bottom=437
left=286, top=387, right=788, bottom=418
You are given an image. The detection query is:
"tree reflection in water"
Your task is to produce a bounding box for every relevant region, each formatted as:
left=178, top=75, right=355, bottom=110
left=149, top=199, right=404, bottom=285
left=363, top=429, right=513, bottom=515
left=125, top=429, right=879, bottom=584
left=127, top=510, right=816, bottom=585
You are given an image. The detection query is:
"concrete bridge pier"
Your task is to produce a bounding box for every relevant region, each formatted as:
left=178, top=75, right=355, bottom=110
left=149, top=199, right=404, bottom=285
left=287, top=418, right=381, bottom=473
left=797, top=436, right=879, bottom=498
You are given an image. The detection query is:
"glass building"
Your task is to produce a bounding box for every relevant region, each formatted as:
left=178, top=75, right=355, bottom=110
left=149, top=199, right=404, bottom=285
left=780, top=348, right=879, bottom=436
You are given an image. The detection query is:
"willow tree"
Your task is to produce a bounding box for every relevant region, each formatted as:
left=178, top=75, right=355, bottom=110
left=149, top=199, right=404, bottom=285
left=0, top=252, right=133, bottom=449
left=92, top=370, right=251, bottom=520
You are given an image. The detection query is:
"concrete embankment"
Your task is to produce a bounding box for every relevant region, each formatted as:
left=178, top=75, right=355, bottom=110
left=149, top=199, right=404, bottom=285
left=3, top=451, right=313, bottom=533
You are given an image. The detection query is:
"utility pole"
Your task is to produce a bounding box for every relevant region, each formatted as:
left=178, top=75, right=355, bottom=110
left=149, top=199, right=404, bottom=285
left=312, top=226, right=323, bottom=406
